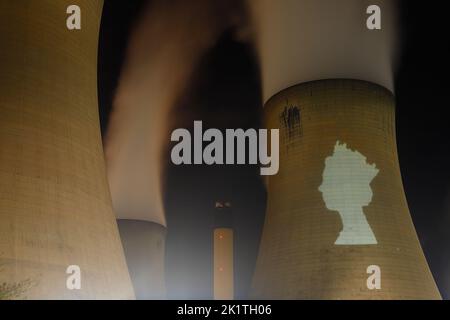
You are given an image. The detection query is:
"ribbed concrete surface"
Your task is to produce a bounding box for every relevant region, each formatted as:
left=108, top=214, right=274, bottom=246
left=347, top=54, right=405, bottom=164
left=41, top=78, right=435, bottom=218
left=251, top=79, right=441, bottom=299
left=0, top=0, right=134, bottom=299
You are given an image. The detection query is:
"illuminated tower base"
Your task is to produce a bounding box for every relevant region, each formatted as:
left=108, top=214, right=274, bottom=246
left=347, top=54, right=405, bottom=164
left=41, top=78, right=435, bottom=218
left=118, top=220, right=166, bottom=299
left=251, top=79, right=441, bottom=299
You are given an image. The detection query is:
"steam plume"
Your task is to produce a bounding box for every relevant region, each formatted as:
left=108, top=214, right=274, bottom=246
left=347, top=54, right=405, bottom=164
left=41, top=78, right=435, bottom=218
left=105, top=0, right=242, bottom=226
left=246, top=0, right=398, bottom=102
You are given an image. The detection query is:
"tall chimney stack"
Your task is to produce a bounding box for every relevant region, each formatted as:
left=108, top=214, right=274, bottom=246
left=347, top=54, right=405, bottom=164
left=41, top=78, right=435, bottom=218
left=213, top=201, right=234, bottom=300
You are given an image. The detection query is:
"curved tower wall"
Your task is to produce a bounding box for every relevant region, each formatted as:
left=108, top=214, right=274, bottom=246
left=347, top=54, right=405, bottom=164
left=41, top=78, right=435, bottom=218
left=251, top=80, right=441, bottom=299
left=0, top=0, right=134, bottom=299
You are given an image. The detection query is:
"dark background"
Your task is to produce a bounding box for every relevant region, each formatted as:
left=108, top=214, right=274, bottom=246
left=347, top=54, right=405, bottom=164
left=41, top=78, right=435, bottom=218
left=98, top=0, right=450, bottom=299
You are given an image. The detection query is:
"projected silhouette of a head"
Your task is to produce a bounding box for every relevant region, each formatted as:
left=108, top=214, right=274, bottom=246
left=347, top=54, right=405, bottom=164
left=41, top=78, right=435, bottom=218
left=319, top=141, right=379, bottom=245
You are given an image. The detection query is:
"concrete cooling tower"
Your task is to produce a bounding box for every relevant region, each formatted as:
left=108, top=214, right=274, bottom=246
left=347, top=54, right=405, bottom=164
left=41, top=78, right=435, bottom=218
left=248, top=0, right=441, bottom=299
left=117, top=220, right=166, bottom=299
left=0, top=1, right=134, bottom=299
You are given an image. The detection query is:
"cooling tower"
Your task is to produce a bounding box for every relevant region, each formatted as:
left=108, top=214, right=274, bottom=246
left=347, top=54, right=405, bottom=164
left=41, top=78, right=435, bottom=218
left=249, top=0, right=441, bottom=299
left=0, top=1, right=134, bottom=299
left=213, top=202, right=234, bottom=300
left=118, top=220, right=166, bottom=299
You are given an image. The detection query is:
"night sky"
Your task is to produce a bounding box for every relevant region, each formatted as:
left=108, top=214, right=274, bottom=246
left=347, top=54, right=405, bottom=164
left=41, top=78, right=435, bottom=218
left=98, top=0, right=450, bottom=299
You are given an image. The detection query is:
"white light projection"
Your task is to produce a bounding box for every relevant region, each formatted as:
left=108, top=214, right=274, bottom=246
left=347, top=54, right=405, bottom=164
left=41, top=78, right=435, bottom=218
left=319, top=141, right=379, bottom=245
